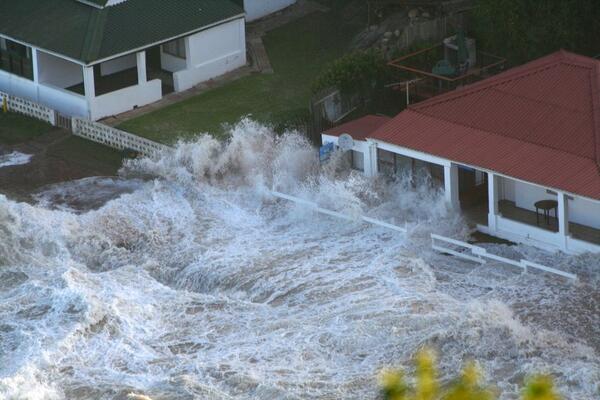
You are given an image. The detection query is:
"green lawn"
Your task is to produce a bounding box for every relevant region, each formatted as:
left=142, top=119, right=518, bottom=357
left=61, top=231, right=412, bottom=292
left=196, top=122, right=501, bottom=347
left=0, top=111, right=123, bottom=170
left=0, top=112, right=52, bottom=145
left=118, top=9, right=362, bottom=143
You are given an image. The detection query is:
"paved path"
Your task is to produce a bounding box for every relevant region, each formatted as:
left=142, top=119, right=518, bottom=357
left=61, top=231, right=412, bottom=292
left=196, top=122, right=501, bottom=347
left=101, top=0, right=328, bottom=128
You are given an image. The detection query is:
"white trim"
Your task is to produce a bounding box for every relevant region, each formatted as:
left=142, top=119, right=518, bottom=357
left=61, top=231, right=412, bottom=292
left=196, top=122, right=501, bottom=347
left=0, top=33, right=86, bottom=66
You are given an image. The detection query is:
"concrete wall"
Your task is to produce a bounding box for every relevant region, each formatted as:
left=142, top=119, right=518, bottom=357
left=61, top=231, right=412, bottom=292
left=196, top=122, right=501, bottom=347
left=100, top=54, right=136, bottom=76
left=0, top=69, right=37, bottom=99
left=569, top=196, right=600, bottom=230
left=244, top=0, right=296, bottom=21
left=37, top=51, right=83, bottom=88
left=0, top=68, right=88, bottom=117
left=173, top=18, right=246, bottom=92
left=90, top=79, right=162, bottom=120
left=160, top=46, right=187, bottom=73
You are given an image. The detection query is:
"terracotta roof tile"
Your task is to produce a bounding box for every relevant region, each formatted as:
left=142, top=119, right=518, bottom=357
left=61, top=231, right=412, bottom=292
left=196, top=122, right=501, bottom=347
left=370, top=51, right=600, bottom=200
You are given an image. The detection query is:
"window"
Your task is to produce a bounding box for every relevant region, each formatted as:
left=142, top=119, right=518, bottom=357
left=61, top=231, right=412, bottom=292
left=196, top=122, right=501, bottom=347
left=0, top=39, right=33, bottom=80
left=163, top=38, right=186, bottom=59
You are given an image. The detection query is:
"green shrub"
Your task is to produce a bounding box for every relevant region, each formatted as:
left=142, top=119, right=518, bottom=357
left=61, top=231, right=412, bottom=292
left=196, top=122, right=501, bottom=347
left=311, top=50, right=389, bottom=96
left=380, top=349, right=561, bottom=400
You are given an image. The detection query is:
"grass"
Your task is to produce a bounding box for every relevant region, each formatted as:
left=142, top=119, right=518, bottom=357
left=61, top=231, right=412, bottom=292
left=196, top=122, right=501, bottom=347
left=118, top=8, right=363, bottom=144
left=48, top=136, right=124, bottom=171
left=0, top=112, right=52, bottom=145
left=0, top=111, right=123, bottom=170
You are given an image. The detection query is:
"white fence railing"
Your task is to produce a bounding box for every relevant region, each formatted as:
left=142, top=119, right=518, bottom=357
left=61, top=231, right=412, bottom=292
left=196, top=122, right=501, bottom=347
left=271, top=190, right=408, bottom=233
left=431, top=234, right=578, bottom=280
left=269, top=191, right=577, bottom=281
left=72, top=118, right=171, bottom=157
left=1, top=90, right=55, bottom=125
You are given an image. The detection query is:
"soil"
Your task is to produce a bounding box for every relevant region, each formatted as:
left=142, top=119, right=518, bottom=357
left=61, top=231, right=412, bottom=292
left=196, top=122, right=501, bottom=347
left=0, top=127, right=125, bottom=202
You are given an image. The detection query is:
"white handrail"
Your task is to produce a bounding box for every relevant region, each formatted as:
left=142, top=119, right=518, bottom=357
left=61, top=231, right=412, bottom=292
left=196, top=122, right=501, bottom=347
left=431, top=234, right=577, bottom=281
left=270, top=190, right=408, bottom=233
left=269, top=190, right=577, bottom=281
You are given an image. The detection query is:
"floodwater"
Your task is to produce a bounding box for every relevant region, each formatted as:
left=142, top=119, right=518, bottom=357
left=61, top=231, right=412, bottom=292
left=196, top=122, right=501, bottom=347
left=0, top=120, right=598, bottom=400
left=0, top=151, right=32, bottom=169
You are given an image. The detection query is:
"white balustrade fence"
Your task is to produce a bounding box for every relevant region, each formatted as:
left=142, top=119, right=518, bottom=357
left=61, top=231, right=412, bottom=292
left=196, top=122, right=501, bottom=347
left=431, top=234, right=578, bottom=280
left=72, top=118, right=171, bottom=157
left=269, top=190, right=577, bottom=281
left=0, top=90, right=55, bottom=125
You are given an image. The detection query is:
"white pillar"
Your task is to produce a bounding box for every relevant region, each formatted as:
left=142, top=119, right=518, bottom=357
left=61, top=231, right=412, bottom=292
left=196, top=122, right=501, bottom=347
left=557, top=192, right=569, bottom=250
left=83, top=66, right=95, bottom=120
left=364, top=141, right=378, bottom=177
left=136, top=51, right=147, bottom=84
left=444, top=163, right=460, bottom=209
left=83, top=66, right=95, bottom=99
left=487, top=172, right=499, bottom=231
left=184, top=37, right=193, bottom=69
left=31, top=48, right=39, bottom=83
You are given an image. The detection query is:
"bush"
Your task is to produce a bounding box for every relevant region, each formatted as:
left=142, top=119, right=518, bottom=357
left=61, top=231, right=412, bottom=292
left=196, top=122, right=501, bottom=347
left=311, top=50, right=390, bottom=96
left=380, top=349, right=561, bottom=400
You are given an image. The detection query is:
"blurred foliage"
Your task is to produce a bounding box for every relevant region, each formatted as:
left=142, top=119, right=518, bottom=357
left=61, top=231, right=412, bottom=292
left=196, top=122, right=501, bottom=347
left=471, top=0, right=600, bottom=64
left=311, top=50, right=390, bottom=96
left=380, top=349, right=561, bottom=400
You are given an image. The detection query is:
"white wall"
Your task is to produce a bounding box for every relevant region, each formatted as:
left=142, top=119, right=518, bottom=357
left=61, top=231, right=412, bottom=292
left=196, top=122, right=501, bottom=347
left=90, top=79, right=162, bottom=120
left=37, top=51, right=83, bottom=88
left=0, top=69, right=37, bottom=99
left=569, top=196, right=600, bottom=230
left=38, top=84, right=87, bottom=117
left=173, top=18, right=246, bottom=92
left=244, top=0, right=296, bottom=21
left=100, top=54, right=136, bottom=76
left=514, top=181, right=557, bottom=212
left=160, top=46, right=187, bottom=73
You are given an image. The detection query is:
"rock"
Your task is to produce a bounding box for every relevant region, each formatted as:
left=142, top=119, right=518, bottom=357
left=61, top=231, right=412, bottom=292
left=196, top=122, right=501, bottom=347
left=384, top=31, right=393, bottom=38
left=408, top=8, right=419, bottom=19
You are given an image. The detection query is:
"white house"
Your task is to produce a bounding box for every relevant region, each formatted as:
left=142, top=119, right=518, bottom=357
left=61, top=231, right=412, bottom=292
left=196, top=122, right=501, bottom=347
left=322, top=51, right=600, bottom=254
left=238, top=0, right=297, bottom=22
left=0, top=0, right=247, bottom=121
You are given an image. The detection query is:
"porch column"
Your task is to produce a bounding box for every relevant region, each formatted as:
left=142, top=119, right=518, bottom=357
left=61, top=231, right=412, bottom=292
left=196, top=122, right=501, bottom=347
left=184, top=37, right=193, bottom=69
left=487, top=172, right=499, bottom=231
left=444, top=163, right=460, bottom=209
left=557, top=192, right=569, bottom=249
left=31, top=48, right=39, bottom=83
left=83, top=66, right=95, bottom=99
left=136, top=51, right=147, bottom=84
left=364, top=140, right=378, bottom=177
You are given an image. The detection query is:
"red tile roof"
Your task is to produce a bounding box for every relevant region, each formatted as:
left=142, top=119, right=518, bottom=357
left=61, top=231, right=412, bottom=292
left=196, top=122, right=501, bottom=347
left=370, top=50, right=600, bottom=201
left=323, top=115, right=391, bottom=141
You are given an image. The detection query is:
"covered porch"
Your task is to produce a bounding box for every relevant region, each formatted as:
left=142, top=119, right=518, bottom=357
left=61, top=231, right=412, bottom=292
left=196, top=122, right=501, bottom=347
left=362, top=139, right=600, bottom=254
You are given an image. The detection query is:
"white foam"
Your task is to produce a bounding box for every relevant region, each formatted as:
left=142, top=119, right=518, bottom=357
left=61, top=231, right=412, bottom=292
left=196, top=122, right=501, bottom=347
left=0, top=151, right=32, bottom=168
left=0, top=120, right=598, bottom=400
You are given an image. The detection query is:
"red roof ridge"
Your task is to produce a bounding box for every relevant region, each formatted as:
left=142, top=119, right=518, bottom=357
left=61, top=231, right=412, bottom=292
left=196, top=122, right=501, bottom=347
left=410, top=50, right=598, bottom=113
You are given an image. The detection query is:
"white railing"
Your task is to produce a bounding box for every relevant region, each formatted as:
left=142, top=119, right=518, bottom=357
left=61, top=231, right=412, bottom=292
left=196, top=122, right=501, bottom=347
left=270, top=190, right=408, bottom=233
left=431, top=234, right=578, bottom=280
left=269, top=191, right=577, bottom=281
left=72, top=118, right=171, bottom=157
left=0, top=90, right=55, bottom=125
